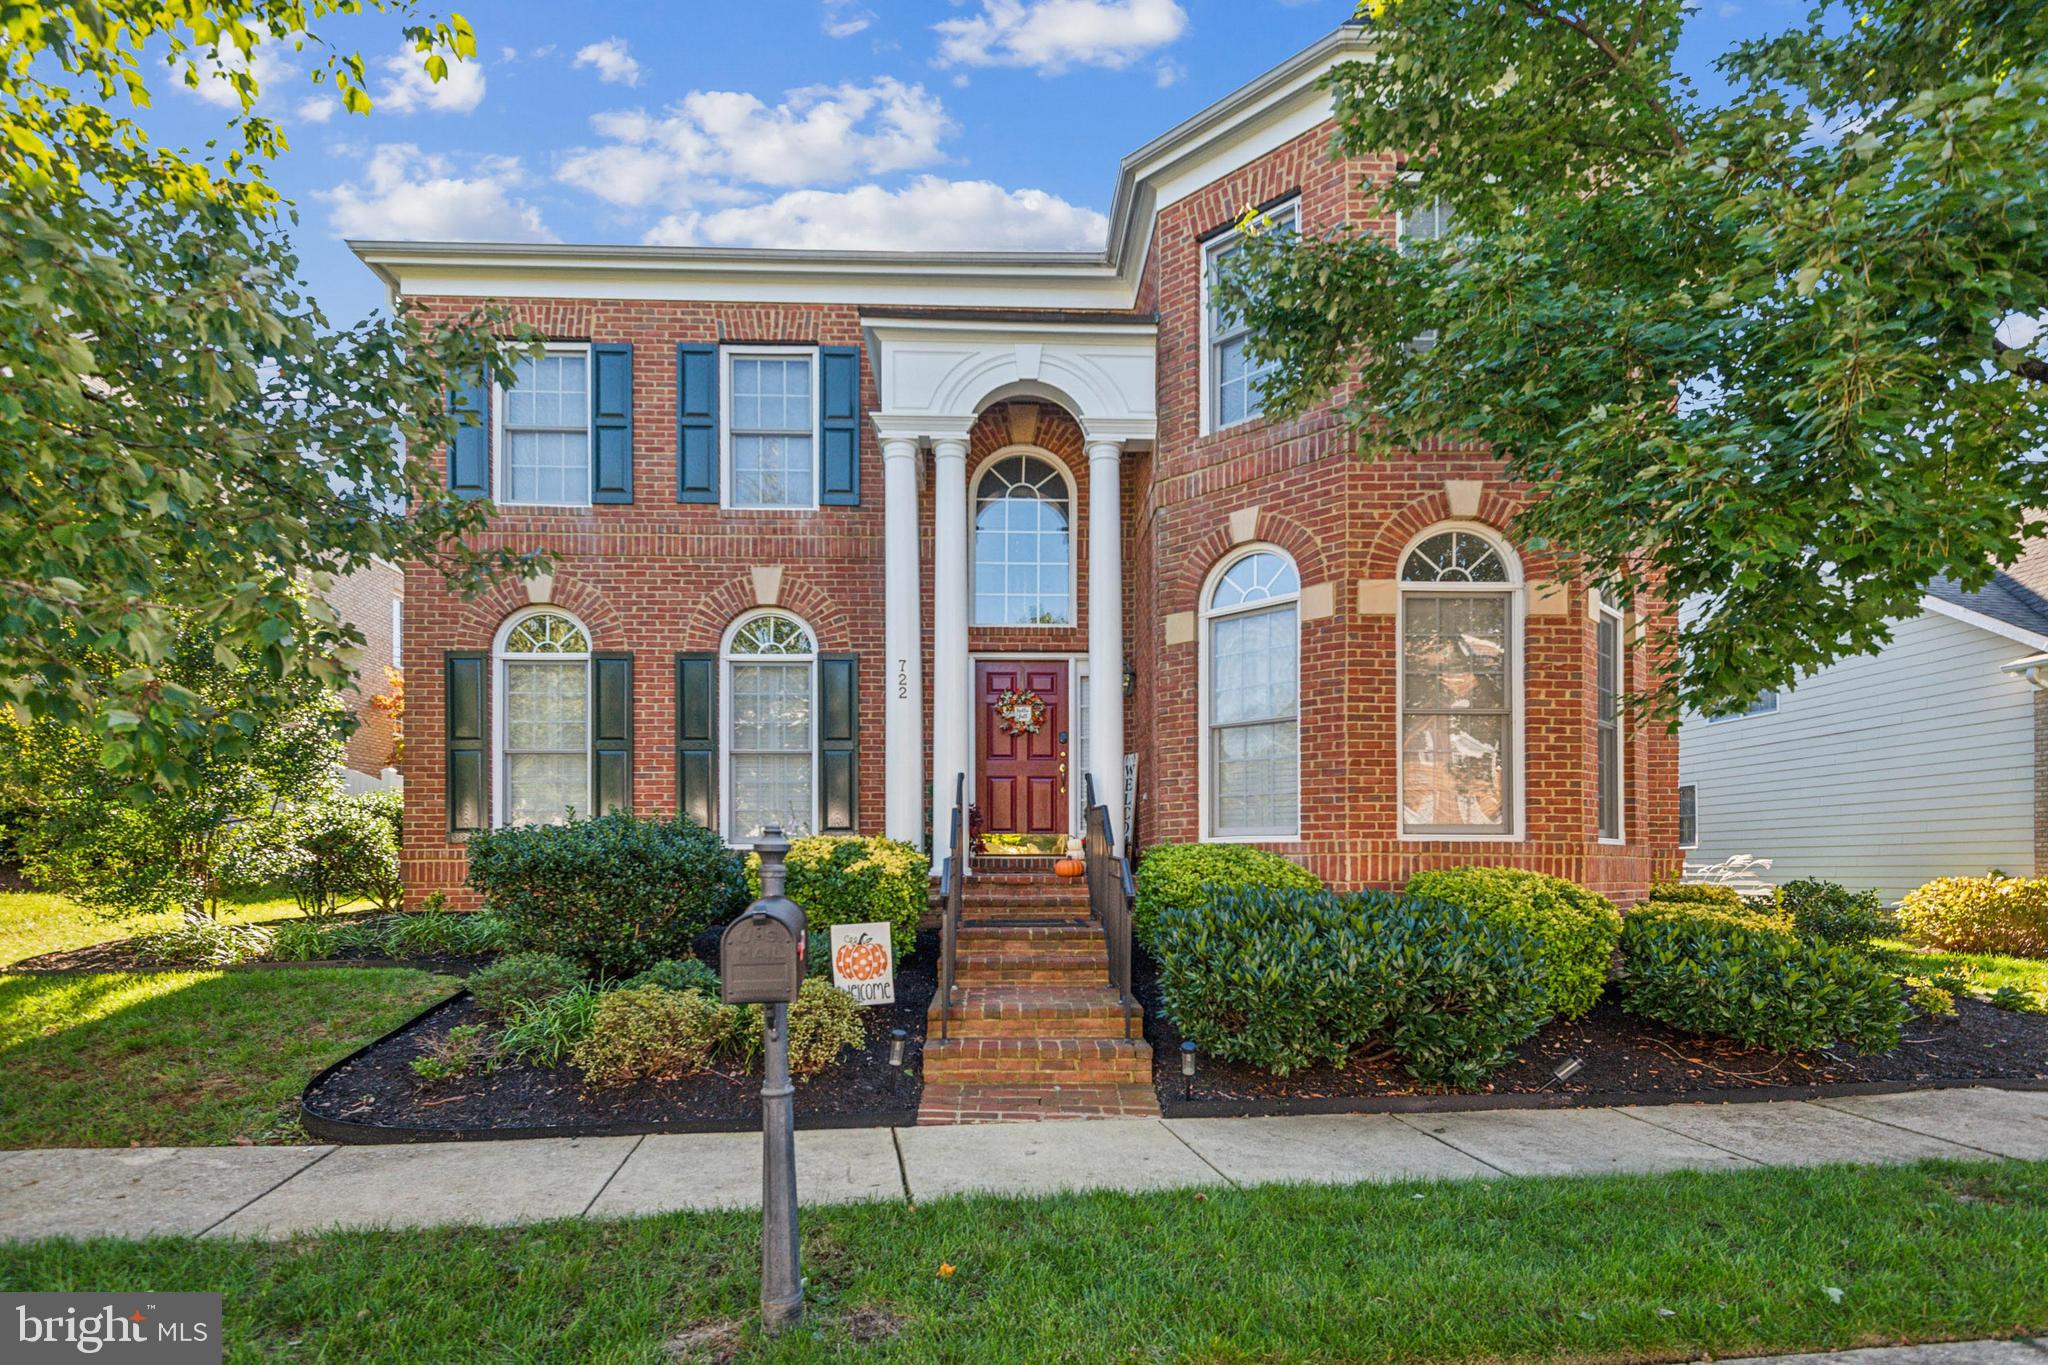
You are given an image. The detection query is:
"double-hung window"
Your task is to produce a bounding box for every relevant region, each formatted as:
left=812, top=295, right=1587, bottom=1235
left=725, top=612, right=817, bottom=838
left=1399, top=528, right=1517, bottom=836
left=1677, top=784, right=1699, bottom=849
left=1204, top=200, right=1298, bottom=432
left=1397, top=199, right=1455, bottom=352
left=725, top=350, right=818, bottom=509
left=499, top=348, right=591, bottom=506
left=496, top=610, right=592, bottom=826
left=1203, top=549, right=1301, bottom=838
left=1595, top=604, right=1624, bottom=841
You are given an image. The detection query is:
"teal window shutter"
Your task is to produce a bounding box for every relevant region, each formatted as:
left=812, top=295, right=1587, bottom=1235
left=448, top=375, right=489, bottom=499
left=445, top=651, right=487, bottom=832
left=818, top=654, right=857, bottom=833
left=591, top=653, right=633, bottom=814
left=676, top=344, right=719, bottom=503
left=819, top=345, right=861, bottom=506
left=676, top=652, right=717, bottom=829
left=591, top=344, right=634, bottom=504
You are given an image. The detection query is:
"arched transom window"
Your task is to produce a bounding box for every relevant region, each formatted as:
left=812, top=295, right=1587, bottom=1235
left=497, top=609, right=592, bottom=826
left=1203, top=548, right=1301, bottom=838
left=1399, top=528, right=1518, bottom=835
left=974, top=453, right=1072, bottom=627
left=725, top=611, right=817, bottom=839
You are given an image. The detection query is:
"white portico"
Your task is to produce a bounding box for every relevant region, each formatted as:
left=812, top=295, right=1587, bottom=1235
left=864, top=316, right=1157, bottom=859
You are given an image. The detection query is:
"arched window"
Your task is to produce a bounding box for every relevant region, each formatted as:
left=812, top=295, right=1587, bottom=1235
left=496, top=609, right=592, bottom=826
left=724, top=611, right=817, bottom=839
left=1202, top=547, right=1300, bottom=838
left=1399, top=527, right=1518, bottom=835
left=973, top=453, right=1072, bottom=626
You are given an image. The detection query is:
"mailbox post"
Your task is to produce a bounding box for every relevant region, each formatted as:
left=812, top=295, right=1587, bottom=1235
left=720, top=827, right=806, bottom=1334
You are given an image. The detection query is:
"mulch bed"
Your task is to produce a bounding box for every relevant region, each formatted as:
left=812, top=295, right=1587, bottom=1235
left=302, top=928, right=937, bottom=1141
left=1136, top=949, right=2048, bottom=1116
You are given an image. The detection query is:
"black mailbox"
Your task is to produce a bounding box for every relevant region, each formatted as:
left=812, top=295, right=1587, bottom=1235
left=721, top=829, right=806, bottom=1006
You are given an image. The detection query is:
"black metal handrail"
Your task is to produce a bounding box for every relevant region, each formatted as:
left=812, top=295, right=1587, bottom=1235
left=1082, top=775, right=1137, bottom=1041
left=937, top=772, right=965, bottom=1041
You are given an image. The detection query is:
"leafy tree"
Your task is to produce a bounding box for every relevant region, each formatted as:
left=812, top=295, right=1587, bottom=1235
left=4, top=616, right=350, bottom=920
left=1, top=2, right=541, bottom=798
left=1221, top=0, right=2048, bottom=715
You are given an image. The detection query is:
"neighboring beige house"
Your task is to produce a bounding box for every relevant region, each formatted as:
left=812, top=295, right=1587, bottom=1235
left=325, top=559, right=403, bottom=792
left=1679, top=544, right=2048, bottom=902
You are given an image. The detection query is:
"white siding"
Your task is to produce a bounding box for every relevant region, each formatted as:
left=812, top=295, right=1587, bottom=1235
left=1677, top=610, right=2037, bottom=902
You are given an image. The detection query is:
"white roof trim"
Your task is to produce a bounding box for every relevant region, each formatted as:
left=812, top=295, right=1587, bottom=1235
left=349, top=26, right=1375, bottom=307
left=1921, top=594, right=2048, bottom=652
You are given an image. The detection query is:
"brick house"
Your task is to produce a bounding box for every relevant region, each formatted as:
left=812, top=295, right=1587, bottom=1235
left=355, top=26, right=1680, bottom=917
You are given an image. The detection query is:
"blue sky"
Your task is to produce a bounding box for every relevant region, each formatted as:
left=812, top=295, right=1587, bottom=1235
left=142, top=0, right=1809, bottom=324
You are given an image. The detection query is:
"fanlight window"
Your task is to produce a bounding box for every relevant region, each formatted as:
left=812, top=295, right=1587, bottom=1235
left=1401, top=531, right=1508, bottom=584
left=729, top=614, right=813, bottom=656
left=974, top=454, right=1072, bottom=626
left=502, top=612, right=590, bottom=655
left=1209, top=551, right=1300, bottom=609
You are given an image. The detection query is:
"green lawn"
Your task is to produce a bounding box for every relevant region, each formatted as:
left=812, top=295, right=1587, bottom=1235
left=0, top=968, right=454, bottom=1147
left=0, top=890, right=361, bottom=968
left=4, top=1160, right=2046, bottom=1362
left=1878, top=938, right=2048, bottom=1001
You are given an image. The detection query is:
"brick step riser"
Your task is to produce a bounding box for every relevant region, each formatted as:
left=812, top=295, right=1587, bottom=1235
left=935, top=1018, right=1135, bottom=1039
left=923, top=1061, right=1154, bottom=1084
left=956, top=948, right=1102, bottom=966
left=959, top=971, right=1107, bottom=987
left=955, top=928, right=1099, bottom=947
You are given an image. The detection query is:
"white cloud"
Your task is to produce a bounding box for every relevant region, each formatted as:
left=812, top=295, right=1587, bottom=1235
left=573, top=37, right=641, bottom=87
left=556, top=78, right=955, bottom=209
left=320, top=144, right=555, bottom=242
left=182, top=39, right=297, bottom=109
left=295, top=94, right=338, bottom=124
left=1154, top=59, right=1185, bottom=88
left=375, top=46, right=486, bottom=114
left=643, top=176, right=1106, bottom=251
left=935, top=0, right=1188, bottom=74
left=823, top=0, right=875, bottom=37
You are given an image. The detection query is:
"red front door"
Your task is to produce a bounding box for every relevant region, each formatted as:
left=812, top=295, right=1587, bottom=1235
left=976, top=661, right=1069, bottom=852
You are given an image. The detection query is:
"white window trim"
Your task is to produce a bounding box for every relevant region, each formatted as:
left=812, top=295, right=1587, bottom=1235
left=1197, top=543, right=1303, bottom=842
left=719, top=608, right=822, bottom=847
left=491, top=342, right=593, bottom=509
left=720, top=345, right=822, bottom=512
left=490, top=606, right=593, bottom=829
left=1595, top=601, right=1626, bottom=845
left=1198, top=197, right=1300, bottom=438
left=1395, top=522, right=1526, bottom=842
left=1677, top=783, right=1700, bottom=850
left=970, top=445, right=1079, bottom=630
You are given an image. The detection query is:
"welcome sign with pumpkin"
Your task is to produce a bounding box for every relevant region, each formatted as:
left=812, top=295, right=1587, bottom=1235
left=827, top=921, right=896, bottom=1005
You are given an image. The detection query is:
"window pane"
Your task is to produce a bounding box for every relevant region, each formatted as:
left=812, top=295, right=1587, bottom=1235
left=506, top=661, right=587, bottom=751
left=507, top=753, right=589, bottom=826
left=973, top=455, right=1071, bottom=625
left=1401, top=712, right=1507, bottom=830
left=732, top=753, right=812, bottom=837
left=506, top=429, right=589, bottom=505
left=1214, top=721, right=1298, bottom=835
left=1211, top=606, right=1297, bottom=726
left=1597, top=725, right=1621, bottom=840
left=1401, top=530, right=1508, bottom=584
left=1211, top=552, right=1299, bottom=609
left=1678, top=785, right=1698, bottom=847
left=1597, top=615, right=1620, bottom=722
left=731, top=663, right=811, bottom=751
left=1403, top=595, right=1507, bottom=710
left=733, top=434, right=814, bottom=508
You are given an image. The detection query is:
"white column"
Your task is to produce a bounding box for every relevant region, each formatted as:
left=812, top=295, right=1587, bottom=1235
left=880, top=437, right=924, bottom=846
left=1086, top=438, right=1126, bottom=844
left=930, top=436, right=972, bottom=868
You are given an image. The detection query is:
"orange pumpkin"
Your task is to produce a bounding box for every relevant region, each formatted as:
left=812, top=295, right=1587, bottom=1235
left=1054, top=856, right=1086, bottom=878
left=834, top=934, right=889, bottom=981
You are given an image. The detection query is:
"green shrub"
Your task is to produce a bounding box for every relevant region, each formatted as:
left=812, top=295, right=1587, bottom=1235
left=621, top=957, right=721, bottom=996
left=1897, top=876, right=2048, bottom=958
left=467, top=951, right=584, bottom=1020
left=787, top=977, right=865, bottom=1078
left=267, top=919, right=340, bottom=962
left=1153, top=885, right=1551, bottom=1088
left=497, top=983, right=603, bottom=1067
left=1904, top=976, right=1958, bottom=1019
left=1777, top=878, right=1894, bottom=949
left=747, top=836, right=929, bottom=960
left=467, top=813, right=747, bottom=975
left=270, top=789, right=405, bottom=918
left=1617, top=902, right=1909, bottom=1054
left=1986, top=983, right=2046, bottom=1014
left=411, top=1024, right=496, bottom=1084
left=571, top=986, right=760, bottom=1086
left=131, top=913, right=274, bottom=967
left=1404, top=867, right=1622, bottom=1019
left=384, top=906, right=506, bottom=958
left=1645, top=882, right=1751, bottom=911
left=1133, top=843, right=1321, bottom=951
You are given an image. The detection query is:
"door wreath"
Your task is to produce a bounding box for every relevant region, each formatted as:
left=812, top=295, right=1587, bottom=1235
left=993, top=687, right=1047, bottom=736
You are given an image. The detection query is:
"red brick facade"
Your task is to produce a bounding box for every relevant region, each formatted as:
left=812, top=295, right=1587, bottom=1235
left=394, top=116, right=1679, bottom=907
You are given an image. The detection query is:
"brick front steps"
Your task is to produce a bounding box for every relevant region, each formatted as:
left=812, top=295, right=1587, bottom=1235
left=918, top=872, right=1157, bottom=1123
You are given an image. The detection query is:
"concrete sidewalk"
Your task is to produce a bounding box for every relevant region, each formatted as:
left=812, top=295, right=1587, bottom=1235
left=1, top=1085, right=2043, bottom=1242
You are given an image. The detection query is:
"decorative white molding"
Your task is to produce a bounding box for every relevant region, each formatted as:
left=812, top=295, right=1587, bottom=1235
left=866, top=319, right=1157, bottom=446
left=1227, top=506, right=1260, bottom=545
left=751, top=566, right=784, bottom=607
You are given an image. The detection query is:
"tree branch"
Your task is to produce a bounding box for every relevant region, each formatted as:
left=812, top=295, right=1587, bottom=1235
left=1996, top=340, right=2048, bottom=384
left=1518, top=0, right=1687, bottom=154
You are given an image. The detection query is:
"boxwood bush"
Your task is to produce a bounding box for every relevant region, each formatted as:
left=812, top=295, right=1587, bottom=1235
left=570, top=986, right=757, bottom=1086
left=1897, top=875, right=2048, bottom=958
left=466, top=813, right=748, bottom=975
left=1617, top=902, right=1909, bottom=1054
left=1404, top=867, right=1622, bottom=1019
left=1644, top=882, right=1752, bottom=912
left=621, top=957, right=720, bottom=996
left=1133, top=843, right=1321, bottom=951
left=1777, top=878, right=1894, bottom=950
left=1153, top=885, right=1551, bottom=1088
left=467, top=951, right=584, bottom=1021
left=746, top=835, right=928, bottom=959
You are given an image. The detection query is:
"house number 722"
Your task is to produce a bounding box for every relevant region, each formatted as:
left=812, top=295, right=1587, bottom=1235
left=896, top=659, right=908, bottom=700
